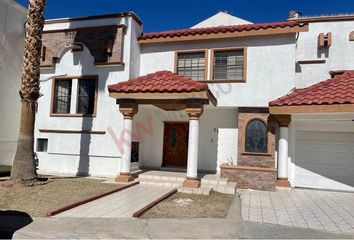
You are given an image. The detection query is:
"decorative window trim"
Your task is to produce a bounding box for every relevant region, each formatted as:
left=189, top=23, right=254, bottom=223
left=50, top=75, right=98, bottom=118
left=174, top=49, right=208, bottom=80
left=241, top=117, right=272, bottom=156
left=209, top=47, right=247, bottom=83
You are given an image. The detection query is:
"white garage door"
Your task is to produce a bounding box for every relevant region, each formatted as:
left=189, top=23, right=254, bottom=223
left=295, top=131, right=354, bottom=191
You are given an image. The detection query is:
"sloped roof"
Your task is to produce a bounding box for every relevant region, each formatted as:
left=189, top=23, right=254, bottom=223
left=269, top=70, right=354, bottom=107
left=108, top=71, right=208, bottom=94
left=139, top=21, right=304, bottom=42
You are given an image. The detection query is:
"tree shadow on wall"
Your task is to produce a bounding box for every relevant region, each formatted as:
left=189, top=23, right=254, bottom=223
left=71, top=25, right=123, bottom=176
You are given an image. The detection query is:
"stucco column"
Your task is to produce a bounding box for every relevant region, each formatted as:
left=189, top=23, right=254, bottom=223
left=116, top=100, right=138, bottom=183
left=276, top=115, right=291, bottom=187
left=183, top=100, right=203, bottom=188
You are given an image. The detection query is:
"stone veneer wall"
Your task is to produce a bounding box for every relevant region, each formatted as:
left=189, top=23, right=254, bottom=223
left=237, top=107, right=277, bottom=168
left=221, top=107, right=278, bottom=191
left=221, top=164, right=277, bottom=191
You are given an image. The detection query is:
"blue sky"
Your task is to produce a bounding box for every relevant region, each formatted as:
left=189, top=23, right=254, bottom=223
left=15, top=0, right=354, bottom=32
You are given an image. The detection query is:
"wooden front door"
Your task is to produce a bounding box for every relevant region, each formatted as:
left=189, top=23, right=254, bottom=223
left=162, top=122, right=189, bottom=168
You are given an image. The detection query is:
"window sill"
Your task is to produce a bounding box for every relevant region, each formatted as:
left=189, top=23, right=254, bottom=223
left=94, top=61, right=125, bottom=67
left=198, top=80, right=246, bottom=83
left=241, top=152, right=272, bottom=157
left=50, top=113, right=96, bottom=118
left=297, top=59, right=326, bottom=64
left=39, top=129, right=105, bottom=134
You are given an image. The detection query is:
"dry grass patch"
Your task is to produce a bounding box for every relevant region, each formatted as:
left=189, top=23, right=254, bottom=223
left=0, top=177, right=118, bottom=217
left=141, top=191, right=234, bottom=219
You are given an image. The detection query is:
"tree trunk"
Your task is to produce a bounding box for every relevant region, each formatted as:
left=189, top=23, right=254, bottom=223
left=11, top=101, right=37, bottom=180
left=11, top=0, right=46, bottom=181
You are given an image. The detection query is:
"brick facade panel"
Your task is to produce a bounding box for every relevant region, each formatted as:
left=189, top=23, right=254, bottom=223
left=41, top=26, right=124, bottom=67
left=221, top=167, right=277, bottom=191
left=237, top=108, right=277, bottom=168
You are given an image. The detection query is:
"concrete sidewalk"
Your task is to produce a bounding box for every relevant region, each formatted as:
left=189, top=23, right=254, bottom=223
left=12, top=197, right=354, bottom=239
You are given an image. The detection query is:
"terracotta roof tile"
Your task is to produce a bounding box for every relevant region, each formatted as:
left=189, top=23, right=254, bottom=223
left=139, top=22, right=302, bottom=40
left=269, top=70, right=354, bottom=106
left=108, top=71, right=208, bottom=94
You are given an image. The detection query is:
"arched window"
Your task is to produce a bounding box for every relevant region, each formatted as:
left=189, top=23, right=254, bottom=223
left=245, top=119, right=268, bottom=153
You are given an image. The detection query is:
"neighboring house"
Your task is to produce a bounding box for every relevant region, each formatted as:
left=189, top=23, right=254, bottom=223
left=0, top=0, right=26, bottom=165
left=35, top=11, right=354, bottom=192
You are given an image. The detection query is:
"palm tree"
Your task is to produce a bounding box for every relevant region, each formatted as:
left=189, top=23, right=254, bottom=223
left=11, top=0, right=46, bottom=180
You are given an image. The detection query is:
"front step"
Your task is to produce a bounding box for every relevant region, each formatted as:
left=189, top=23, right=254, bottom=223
left=177, top=186, right=212, bottom=195
left=138, top=171, right=237, bottom=194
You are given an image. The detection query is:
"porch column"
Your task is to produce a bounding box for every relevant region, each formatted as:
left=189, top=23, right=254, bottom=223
left=116, top=100, right=138, bottom=183
left=276, top=115, right=291, bottom=187
left=183, top=100, right=204, bottom=188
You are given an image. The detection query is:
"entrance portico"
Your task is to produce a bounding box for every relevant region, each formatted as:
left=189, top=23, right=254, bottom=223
left=108, top=71, right=216, bottom=188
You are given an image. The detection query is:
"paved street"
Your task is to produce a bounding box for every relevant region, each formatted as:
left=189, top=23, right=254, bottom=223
left=240, top=188, right=354, bottom=235
left=55, top=185, right=174, bottom=218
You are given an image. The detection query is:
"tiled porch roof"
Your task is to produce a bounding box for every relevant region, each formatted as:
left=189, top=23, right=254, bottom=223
left=108, top=71, right=208, bottom=94
left=269, top=70, right=354, bottom=107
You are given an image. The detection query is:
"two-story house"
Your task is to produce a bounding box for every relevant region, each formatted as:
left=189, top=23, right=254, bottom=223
left=35, top=11, right=354, bottom=192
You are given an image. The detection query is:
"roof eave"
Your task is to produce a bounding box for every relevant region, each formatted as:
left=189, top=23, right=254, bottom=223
left=45, top=12, right=143, bottom=26
left=138, top=24, right=309, bottom=44
left=109, top=90, right=216, bottom=106
left=288, top=15, right=354, bottom=23
left=269, top=104, right=354, bottom=114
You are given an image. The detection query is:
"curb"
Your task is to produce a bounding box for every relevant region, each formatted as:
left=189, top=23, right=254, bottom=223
left=132, top=188, right=177, bottom=218
left=46, top=181, right=139, bottom=217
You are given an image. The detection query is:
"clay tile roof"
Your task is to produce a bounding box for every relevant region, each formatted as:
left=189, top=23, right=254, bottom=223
left=139, top=21, right=302, bottom=40
left=108, top=71, right=208, bottom=94
left=269, top=70, right=354, bottom=107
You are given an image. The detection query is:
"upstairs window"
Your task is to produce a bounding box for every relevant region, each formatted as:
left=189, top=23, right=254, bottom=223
left=77, top=79, right=96, bottom=115
left=53, top=79, right=72, bottom=114
left=177, top=51, right=206, bottom=80
left=51, top=76, right=98, bottom=117
left=245, top=119, right=268, bottom=153
left=212, top=48, right=246, bottom=81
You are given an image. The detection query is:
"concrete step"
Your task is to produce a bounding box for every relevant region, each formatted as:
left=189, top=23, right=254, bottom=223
left=201, top=176, right=229, bottom=186
left=138, top=173, right=185, bottom=183
left=139, top=179, right=181, bottom=188
left=137, top=171, right=236, bottom=195
left=177, top=186, right=212, bottom=195
left=139, top=179, right=236, bottom=194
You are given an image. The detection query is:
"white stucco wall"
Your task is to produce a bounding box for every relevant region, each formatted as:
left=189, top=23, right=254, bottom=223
left=0, top=0, right=26, bottom=165
left=36, top=17, right=142, bottom=177
left=140, top=35, right=296, bottom=107
left=296, top=21, right=354, bottom=87
left=217, top=128, right=238, bottom=172
left=134, top=106, right=237, bottom=172
left=191, top=12, right=252, bottom=28
left=129, top=20, right=142, bottom=79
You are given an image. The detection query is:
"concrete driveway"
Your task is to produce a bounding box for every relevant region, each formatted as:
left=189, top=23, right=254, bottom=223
left=239, top=188, right=354, bottom=235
